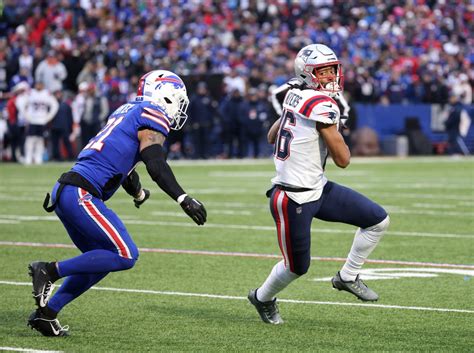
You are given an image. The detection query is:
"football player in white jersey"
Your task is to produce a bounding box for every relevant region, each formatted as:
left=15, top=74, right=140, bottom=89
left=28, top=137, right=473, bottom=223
left=248, top=44, right=390, bottom=325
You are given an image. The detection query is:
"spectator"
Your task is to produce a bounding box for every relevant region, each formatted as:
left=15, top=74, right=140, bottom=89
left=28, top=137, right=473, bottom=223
left=22, top=81, right=59, bottom=165
left=35, top=50, right=67, bottom=93
left=241, top=87, right=269, bottom=158
left=444, top=93, right=471, bottom=155
left=80, top=83, right=109, bottom=149
left=50, top=90, right=74, bottom=161
left=188, top=82, right=216, bottom=159
left=70, top=81, right=88, bottom=146
left=219, top=89, right=246, bottom=158
left=0, top=51, right=9, bottom=93
left=6, top=81, right=29, bottom=162
left=18, top=45, right=34, bottom=78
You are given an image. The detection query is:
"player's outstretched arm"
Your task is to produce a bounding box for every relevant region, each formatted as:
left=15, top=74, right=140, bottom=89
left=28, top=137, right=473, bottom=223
left=138, top=129, right=207, bottom=225
left=121, top=170, right=150, bottom=208
left=317, top=123, right=350, bottom=168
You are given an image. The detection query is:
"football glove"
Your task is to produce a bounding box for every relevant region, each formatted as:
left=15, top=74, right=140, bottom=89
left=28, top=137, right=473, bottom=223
left=133, top=189, right=150, bottom=208
left=180, top=196, right=207, bottom=225
left=340, top=115, right=349, bottom=129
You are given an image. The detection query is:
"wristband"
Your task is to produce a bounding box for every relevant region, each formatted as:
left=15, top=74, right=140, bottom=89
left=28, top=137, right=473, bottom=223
left=177, top=194, right=188, bottom=204
left=135, top=189, right=146, bottom=201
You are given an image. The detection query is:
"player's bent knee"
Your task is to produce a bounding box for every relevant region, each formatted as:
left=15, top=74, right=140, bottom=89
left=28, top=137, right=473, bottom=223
left=291, top=261, right=310, bottom=276
left=366, top=215, right=390, bottom=233
left=118, top=256, right=137, bottom=270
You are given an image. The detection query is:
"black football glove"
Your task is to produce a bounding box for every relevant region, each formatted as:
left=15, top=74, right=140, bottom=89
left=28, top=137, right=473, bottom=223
left=133, top=189, right=150, bottom=208
left=340, top=115, right=349, bottom=129
left=180, top=196, right=207, bottom=225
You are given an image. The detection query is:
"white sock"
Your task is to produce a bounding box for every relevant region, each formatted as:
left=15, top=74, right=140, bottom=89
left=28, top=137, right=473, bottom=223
left=256, top=260, right=299, bottom=302
left=340, top=216, right=390, bottom=282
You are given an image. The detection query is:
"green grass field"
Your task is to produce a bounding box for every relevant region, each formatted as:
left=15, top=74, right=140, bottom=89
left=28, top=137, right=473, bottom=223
left=0, top=157, right=473, bottom=352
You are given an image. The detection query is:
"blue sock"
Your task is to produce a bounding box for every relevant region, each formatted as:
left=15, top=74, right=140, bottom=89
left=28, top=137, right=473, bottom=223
left=57, top=249, right=136, bottom=277
left=48, top=273, right=109, bottom=313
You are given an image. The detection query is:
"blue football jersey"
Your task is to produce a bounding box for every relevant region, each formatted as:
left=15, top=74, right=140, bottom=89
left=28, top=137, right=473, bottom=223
left=72, top=99, right=171, bottom=200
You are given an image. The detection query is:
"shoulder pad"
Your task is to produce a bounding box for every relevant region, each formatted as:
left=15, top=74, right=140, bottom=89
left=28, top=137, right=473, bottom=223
left=297, top=92, right=339, bottom=124
left=139, top=102, right=171, bottom=133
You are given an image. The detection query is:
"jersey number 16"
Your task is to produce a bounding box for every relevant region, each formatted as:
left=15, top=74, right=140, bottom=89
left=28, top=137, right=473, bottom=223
left=275, top=110, right=295, bottom=160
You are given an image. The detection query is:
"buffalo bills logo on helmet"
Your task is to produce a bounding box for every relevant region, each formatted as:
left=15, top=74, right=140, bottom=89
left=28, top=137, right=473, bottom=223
left=154, top=74, right=184, bottom=90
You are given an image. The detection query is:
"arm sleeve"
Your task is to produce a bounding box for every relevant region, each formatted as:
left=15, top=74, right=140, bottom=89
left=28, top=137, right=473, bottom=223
left=121, top=169, right=141, bottom=198
left=140, top=144, right=185, bottom=201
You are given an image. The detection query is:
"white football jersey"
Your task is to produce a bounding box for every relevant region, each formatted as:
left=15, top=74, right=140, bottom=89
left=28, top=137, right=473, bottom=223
left=271, top=88, right=340, bottom=204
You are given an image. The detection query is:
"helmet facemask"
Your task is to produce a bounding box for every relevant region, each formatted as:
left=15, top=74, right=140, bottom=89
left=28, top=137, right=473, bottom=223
left=305, top=63, right=344, bottom=95
left=165, top=91, right=189, bottom=130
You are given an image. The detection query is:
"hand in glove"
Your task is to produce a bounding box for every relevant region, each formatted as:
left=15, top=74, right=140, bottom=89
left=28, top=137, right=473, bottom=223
left=180, top=195, right=207, bottom=225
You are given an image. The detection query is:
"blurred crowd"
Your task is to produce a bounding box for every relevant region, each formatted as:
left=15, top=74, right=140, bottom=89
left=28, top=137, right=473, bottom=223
left=0, top=0, right=472, bottom=162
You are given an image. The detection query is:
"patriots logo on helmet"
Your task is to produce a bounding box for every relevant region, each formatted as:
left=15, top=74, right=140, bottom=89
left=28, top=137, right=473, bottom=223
left=299, top=49, right=314, bottom=63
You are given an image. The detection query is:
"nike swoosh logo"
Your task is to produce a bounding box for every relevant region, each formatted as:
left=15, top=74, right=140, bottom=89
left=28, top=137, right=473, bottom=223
left=50, top=321, right=61, bottom=336
left=322, top=104, right=332, bottom=108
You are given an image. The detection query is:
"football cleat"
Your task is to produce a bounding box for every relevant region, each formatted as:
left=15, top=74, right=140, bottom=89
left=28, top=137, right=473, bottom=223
left=331, top=271, right=379, bottom=302
left=247, top=289, right=284, bottom=325
left=28, top=309, right=69, bottom=337
left=28, top=261, right=55, bottom=308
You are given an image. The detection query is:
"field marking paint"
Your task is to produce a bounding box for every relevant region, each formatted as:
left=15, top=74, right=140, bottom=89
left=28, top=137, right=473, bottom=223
left=1, top=241, right=473, bottom=270
left=384, top=207, right=473, bottom=217
left=208, top=170, right=369, bottom=178
left=411, top=203, right=457, bottom=209
left=313, top=268, right=474, bottom=281
left=1, top=214, right=472, bottom=239
left=1, top=280, right=472, bottom=314
left=367, top=192, right=473, bottom=201
left=0, top=347, right=63, bottom=353
left=151, top=209, right=253, bottom=217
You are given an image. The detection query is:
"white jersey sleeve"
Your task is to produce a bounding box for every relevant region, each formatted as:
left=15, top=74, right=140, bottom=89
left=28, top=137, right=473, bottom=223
left=287, top=89, right=340, bottom=124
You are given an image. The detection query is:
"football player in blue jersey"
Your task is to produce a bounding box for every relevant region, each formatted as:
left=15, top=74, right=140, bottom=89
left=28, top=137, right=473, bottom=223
left=27, top=70, right=207, bottom=337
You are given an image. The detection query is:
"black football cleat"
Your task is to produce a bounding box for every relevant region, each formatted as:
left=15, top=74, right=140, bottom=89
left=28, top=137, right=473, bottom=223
left=28, top=309, right=69, bottom=337
left=248, top=289, right=284, bottom=324
left=331, top=271, right=379, bottom=301
left=28, top=261, right=55, bottom=308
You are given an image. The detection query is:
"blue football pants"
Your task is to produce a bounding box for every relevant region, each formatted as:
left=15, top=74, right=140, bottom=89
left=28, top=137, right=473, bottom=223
left=47, top=183, right=139, bottom=313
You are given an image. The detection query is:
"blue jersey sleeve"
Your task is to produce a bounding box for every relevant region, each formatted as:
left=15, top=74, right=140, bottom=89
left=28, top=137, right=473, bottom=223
left=136, top=102, right=171, bottom=136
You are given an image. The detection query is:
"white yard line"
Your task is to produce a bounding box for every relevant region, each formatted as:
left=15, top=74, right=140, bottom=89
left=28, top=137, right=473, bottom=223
left=1, top=280, right=472, bottom=314
left=0, top=347, right=63, bottom=353
left=0, top=215, right=472, bottom=239
left=1, top=241, right=472, bottom=269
